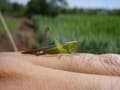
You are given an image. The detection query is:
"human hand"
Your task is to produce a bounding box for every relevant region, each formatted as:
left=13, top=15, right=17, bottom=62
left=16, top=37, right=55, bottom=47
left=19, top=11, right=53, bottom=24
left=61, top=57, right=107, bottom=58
left=0, top=52, right=120, bottom=90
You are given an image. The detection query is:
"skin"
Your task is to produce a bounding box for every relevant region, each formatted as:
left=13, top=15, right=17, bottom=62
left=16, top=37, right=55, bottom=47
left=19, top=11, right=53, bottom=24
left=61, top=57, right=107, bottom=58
left=0, top=52, right=120, bottom=90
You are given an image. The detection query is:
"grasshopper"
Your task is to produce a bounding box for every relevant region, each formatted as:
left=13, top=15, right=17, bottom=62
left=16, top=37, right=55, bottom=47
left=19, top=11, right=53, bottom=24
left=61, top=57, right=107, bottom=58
left=22, top=27, right=78, bottom=55
left=22, top=41, right=78, bottom=55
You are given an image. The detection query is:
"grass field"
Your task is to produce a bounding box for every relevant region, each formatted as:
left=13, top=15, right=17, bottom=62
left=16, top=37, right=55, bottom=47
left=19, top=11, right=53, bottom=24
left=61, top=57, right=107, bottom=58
left=33, top=14, right=120, bottom=54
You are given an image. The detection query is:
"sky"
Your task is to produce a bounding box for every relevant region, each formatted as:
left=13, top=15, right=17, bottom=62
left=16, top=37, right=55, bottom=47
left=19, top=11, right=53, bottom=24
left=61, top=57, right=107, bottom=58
left=10, top=0, right=120, bottom=9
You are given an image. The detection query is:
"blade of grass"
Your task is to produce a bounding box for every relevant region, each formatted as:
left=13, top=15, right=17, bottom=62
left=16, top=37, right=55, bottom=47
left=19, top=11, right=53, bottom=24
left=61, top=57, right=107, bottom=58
left=0, top=11, right=18, bottom=51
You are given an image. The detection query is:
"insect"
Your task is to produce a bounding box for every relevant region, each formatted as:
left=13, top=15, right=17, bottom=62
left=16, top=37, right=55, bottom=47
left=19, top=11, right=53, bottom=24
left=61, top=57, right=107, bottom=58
left=22, top=41, right=78, bottom=55
left=22, top=26, right=78, bottom=55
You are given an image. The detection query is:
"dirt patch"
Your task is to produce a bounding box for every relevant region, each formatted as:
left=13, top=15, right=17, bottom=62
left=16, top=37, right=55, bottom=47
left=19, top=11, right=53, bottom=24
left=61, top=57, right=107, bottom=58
left=0, top=19, right=39, bottom=51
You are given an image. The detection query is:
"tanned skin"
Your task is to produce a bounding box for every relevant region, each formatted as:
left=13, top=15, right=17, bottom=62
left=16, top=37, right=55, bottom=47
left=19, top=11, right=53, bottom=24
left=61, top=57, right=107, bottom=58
left=0, top=52, right=120, bottom=90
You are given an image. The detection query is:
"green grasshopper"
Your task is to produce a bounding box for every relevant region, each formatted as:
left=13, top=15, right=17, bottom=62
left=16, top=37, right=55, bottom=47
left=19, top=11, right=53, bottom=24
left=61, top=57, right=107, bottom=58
left=22, top=40, right=78, bottom=55
left=46, top=40, right=78, bottom=54
left=22, top=27, right=78, bottom=55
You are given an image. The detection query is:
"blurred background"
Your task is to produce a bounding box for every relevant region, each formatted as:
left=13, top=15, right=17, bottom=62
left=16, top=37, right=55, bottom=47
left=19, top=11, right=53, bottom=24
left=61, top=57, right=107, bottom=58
left=0, top=0, right=120, bottom=53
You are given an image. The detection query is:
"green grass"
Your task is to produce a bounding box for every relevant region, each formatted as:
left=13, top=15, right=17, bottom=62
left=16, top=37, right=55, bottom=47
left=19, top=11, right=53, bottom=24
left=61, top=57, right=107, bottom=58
left=32, top=14, right=120, bottom=54
left=0, top=16, right=22, bottom=32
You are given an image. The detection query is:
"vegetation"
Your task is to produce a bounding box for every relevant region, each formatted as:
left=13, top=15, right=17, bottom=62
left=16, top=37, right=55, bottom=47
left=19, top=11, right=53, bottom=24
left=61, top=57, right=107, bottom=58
left=1, top=0, right=120, bottom=17
left=1, top=0, right=120, bottom=53
left=0, top=0, right=10, bottom=12
left=9, top=2, right=25, bottom=17
left=26, top=0, right=67, bottom=18
left=33, top=14, right=120, bottom=54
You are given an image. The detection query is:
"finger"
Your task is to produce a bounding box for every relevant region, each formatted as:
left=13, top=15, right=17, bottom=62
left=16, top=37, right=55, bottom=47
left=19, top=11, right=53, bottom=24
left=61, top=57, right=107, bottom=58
left=25, top=53, right=120, bottom=76
left=1, top=52, right=120, bottom=76
left=0, top=57, right=120, bottom=90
